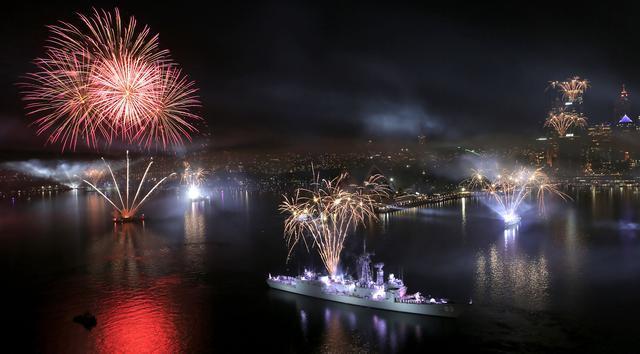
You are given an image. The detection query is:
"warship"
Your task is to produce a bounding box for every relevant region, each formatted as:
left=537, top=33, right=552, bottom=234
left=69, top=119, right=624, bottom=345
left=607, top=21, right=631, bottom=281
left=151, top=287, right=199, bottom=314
left=267, top=253, right=463, bottom=318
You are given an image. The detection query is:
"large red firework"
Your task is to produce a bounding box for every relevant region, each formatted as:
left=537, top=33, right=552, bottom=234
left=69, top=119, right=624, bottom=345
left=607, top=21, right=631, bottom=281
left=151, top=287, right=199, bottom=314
left=21, top=8, right=200, bottom=151
left=133, top=65, right=201, bottom=149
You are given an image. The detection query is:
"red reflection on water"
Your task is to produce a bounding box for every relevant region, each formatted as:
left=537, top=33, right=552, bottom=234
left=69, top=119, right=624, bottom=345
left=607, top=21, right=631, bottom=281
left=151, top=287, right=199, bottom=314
left=92, top=278, right=180, bottom=353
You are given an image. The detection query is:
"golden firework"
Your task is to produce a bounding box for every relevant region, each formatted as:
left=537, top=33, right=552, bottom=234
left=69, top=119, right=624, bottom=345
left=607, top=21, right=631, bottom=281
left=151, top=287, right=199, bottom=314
left=280, top=173, right=389, bottom=277
left=544, top=110, right=587, bottom=136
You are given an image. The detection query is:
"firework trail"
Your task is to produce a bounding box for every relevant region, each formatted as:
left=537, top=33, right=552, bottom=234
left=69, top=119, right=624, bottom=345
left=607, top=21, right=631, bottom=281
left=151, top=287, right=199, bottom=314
left=22, top=49, right=103, bottom=151
left=465, top=167, right=569, bottom=222
left=544, top=110, right=587, bottom=136
left=548, top=76, right=590, bottom=103
left=280, top=173, right=389, bottom=277
left=82, top=151, right=175, bottom=219
left=134, top=66, right=201, bottom=148
left=21, top=8, right=200, bottom=151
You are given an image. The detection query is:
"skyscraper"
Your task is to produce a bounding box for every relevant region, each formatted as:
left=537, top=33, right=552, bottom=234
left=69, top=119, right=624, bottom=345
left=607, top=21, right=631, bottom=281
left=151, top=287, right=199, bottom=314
left=587, top=123, right=613, bottom=174
left=612, top=85, right=639, bottom=168
left=614, top=85, right=635, bottom=132
left=614, top=84, right=631, bottom=122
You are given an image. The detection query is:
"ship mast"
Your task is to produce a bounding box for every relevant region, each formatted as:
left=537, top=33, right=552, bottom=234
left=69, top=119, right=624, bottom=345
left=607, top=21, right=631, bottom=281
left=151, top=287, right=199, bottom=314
left=357, top=240, right=374, bottom=286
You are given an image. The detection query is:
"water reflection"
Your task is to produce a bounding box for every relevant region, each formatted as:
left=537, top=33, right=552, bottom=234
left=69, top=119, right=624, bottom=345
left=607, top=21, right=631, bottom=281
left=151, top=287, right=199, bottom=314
left=475, top=225, right=550, bottom=311
left=92, top=280, right=181, bottom=353
left=379, top=212, right=390, bottom=233
left=7, top=187, right=640, bottom=352
left=94, top=223, right=149, bottom=286
left=86, top=192, right=107, bottom=236
left=503, top=225, right=518, bottom=249
left=461, top=197, right=467, bottom=226
left=270, top=289, right=455, bottom=353
left=184, top=201, right=206, bottom=270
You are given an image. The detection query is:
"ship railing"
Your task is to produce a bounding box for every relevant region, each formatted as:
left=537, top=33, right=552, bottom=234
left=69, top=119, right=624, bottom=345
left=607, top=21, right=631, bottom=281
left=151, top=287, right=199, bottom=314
left=397, top=299, right=425, bottom=304
left=273, top=275, right=297, bottom=285
left=396, top=297, right=431, bottom=304
left=396, top=297, right=449, bottom=305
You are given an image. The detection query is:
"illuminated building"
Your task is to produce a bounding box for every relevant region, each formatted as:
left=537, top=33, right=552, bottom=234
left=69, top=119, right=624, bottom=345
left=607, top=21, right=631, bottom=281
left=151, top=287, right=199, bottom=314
left=555, top=134, right=585, bottom=176
left=614, top=84, right=631, bottom=122
left=616, top=114, right=635, bottom=130
left=611, top=86, right=639, bottom=171
left=613, top=85, right=636, bottom=134
left=586, top=123, right=613, bottom=174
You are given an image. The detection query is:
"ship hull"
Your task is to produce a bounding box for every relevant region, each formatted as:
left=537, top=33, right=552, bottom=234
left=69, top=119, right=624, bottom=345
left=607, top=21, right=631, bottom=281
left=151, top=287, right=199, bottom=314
left=267, top=279, right=462, bottom=318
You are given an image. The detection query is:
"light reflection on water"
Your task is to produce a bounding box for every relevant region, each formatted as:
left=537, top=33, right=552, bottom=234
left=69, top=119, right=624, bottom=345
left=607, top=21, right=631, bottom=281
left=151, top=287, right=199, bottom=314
left=4, top=187, right=640, bottom=352
left=91, top=280, right=181, bottom=354
left=270, top=289, right=454, bottom=353
left=184, top=201, right=206, bottom=270
left=474, top=225, right=550, bottom=311
left=461, top=196, right=467, bottom=227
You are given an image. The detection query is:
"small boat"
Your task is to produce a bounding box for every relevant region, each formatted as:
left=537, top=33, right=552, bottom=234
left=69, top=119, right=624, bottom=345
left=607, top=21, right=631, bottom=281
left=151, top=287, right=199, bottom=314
left=73, top=312, right=97, bottom=330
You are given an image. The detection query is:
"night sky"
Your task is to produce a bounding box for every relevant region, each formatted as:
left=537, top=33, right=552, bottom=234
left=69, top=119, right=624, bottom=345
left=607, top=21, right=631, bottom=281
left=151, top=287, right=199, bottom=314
left=2, top=2, right=640, bottom=153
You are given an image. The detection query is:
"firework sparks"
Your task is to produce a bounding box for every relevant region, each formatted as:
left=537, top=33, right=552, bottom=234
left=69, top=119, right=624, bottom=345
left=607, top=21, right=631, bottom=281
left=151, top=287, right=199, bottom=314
left=21, top=49, right=104, bottom=151
left=134, top=66, right=201, bottom=148
left=88, top=54, right=160, bottom=140
left=181, top=162, right=208, bottom=200
left=48, top=8, right=169, bottom=64
left=464, top=167, right=569, bottom=224
left=83, top=151, right=175, bottom=220
left=181, top=162, right=207, bottom=186
left=21, top=8, right=200, bottom=151
left=84, top=167, right=106, bottom=185
left=544, top=110, right=587, bottom=136
left=280, top=173, right=389, bottom=277
left=549, top=76, right=590, bottom=103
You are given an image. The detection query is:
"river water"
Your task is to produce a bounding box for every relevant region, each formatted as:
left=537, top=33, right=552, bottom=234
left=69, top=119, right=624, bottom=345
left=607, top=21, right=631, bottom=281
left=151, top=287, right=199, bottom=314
left=2, top=187, right=640, bottom=353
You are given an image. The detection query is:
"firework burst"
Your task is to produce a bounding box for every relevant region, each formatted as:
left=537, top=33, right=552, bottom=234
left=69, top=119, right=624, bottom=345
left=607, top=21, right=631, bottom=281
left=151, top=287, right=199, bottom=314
left=47, top=8, right=169, bottom=69
left=88, top=54, right=160, bottom=139
left=544, top=110, right=587, bottom=136
left=280, top=173, right=389, bottom=277
left=134, top=66, right=201, bottom=148
left=21, top=8, right=200, bottom=151
left=465, top=167, right=569, bottom=224
left=181, top=162, right=207, bottom=186
left=83, top=151, right=175, bottom=220
left=22, top=49, right=103, bottom=150
left=549, top=76, right=590, bottom=103
left=181, top=161, right=208, bottom=200
left=84, top=167, right=106, bottom=185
